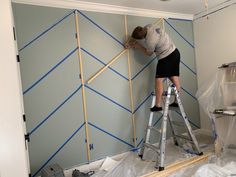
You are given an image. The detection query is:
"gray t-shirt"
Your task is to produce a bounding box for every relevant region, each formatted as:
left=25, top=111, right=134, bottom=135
left=145, top=24, right=176, bottom=59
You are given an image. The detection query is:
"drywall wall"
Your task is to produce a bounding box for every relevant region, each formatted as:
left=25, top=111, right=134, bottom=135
left=194, top=4, right=236, bottom=129
left=12, top=3, right=199, bottom=176
left=0, top=1, right=29, bottom=177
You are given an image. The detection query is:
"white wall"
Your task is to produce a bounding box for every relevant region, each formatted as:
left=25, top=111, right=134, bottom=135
left=0, top=0, right=29, bottom=177
left=194, top=4, right=236, bottom=129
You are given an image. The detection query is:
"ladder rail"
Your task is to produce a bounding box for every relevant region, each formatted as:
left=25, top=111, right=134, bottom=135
left=167, top=115, right=179, bottom=145
left=146, top=94, right=156, bottom=144
left=139, top=93, right=156, bottom=158
left=172, top=85, right=202, bottom=154
left=159, top=85, right=172, bottom=170
left=162, top=93, right=179, bottom=145
left=140, top=84, right=203, bottom=171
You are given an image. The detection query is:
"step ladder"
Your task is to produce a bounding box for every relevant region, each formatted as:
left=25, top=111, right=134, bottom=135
left=139, top=84, right=203, bottom=171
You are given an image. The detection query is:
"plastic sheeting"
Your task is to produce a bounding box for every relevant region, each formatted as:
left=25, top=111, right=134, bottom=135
left=169, top=153, right=236, bottom=177
left=172, top=62, right=236, bottom=177
left=196, top=63, right=236, bottom=119
left=167, top=63, right=236, bottom=177
left=193, top=161, right=236, bottom=177
left=90, top=130, right=214, bottom=177
left=196, top=62, right=236, bottom=156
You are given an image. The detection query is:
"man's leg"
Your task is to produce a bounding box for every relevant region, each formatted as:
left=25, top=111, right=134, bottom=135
left=151, top=78, right=164, bottom=112
left=155, top=77, right=164, bottom=107
left=170, top=76, right=180, bottom=91
left=170, top=76, right=181, bottom=105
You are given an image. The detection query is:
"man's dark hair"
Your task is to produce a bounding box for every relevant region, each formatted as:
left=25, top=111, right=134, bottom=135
left=132, top=26, right=144, bottom=39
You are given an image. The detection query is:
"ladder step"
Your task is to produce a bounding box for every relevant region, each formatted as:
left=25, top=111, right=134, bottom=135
left=168, top=107, right=179, bottom=111
left=174, top=134, right=192, bottom=142
left=148, top=126, right=161, bottom=134
left=144, top=143, right=160, bottom=154
left=162, top=91, right=175, bottom=96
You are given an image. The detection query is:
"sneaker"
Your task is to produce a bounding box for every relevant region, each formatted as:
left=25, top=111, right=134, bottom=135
left=150, top=106, right=162, bottom=112
left=169, top=102, right=178, bottom=107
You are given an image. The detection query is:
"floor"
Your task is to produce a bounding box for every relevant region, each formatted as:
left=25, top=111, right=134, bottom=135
left=65, top=129, right=236, bottom=177
left=75, top=129, right=215, bottom=177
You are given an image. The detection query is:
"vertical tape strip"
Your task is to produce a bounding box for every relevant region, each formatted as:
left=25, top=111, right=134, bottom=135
left=74, top=11, right=91, bottom=162
left=124, top=15, right=136, bottom=147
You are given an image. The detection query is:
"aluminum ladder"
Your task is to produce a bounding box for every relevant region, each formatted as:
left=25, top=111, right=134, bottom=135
left=139, top=84, right=203, bottom=171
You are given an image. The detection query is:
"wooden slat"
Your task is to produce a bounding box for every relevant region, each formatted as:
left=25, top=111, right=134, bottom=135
left=125, top=15, right=136, bottom=147
left=75, top=11, right=91, bottom=161
left=142, top=153, right=211, bottom=177
left=153, top=18, right=163, bottom=26
left=162, top=18, right=165, bottom=31
left=87, top=49, right=127, bottom=84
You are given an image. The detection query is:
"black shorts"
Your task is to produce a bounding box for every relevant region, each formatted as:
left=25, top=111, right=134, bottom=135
left=156, top=48, right=180, bottom=78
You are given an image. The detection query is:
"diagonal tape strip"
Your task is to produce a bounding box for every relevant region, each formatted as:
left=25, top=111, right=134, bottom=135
left=19, top=10, right=75, bottom=52
left=134, top=92, right=153, bottom=113
left=153, top=115, right=163, bottom=127
left=23, top=47, right=78, bottom=95
left=85, top=85, right=132, bottom=113
left=77, top=10, right=124, bottom=47
left=32, top=123, right=85, bottom=177
left=29, top=84, right=82, bottom=136
left=132, top=56, right=157, bottom=81
left=89, top=122, right=134, bottom=148
left=181, top=87, right=197, bottom=101
left=81, top=47, right=129, bottom=81
left=174, top=110, right=200, bottom=128
left=164, top=19, right=195, bottom=48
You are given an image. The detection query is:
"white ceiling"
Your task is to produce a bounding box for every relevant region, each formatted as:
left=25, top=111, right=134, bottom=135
left=76, top=0, right=227, bottom=15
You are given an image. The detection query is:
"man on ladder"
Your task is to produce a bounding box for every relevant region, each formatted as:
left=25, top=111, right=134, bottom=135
left=126, top=24, right=203, bottom=171
left=125, top=23, right=180, bottom=112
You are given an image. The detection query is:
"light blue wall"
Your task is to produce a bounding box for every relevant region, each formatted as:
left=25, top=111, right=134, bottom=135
left=13, top=3, right=199, bottom=177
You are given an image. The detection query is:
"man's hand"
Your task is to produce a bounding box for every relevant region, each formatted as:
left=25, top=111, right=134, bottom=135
left=124, top=42, right=130, bottom=49
left=124, top=37, right=153, bottom=56
left=131, top=42, right=153, bottom=56
left=124, top=37, right=137, bottom=49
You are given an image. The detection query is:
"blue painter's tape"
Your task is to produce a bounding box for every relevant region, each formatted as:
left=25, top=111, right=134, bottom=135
left=168, top=18, right=193, bottom=22
left=134, top=92, right=153, bottom=114
left=131, top=138, right=144, bottom=151
left=164, top=19, right=195, bottom=48
left=181, top=87, right=197, bottom=101
left=32, top=123, right=85, bottom=177
left=195, top=2, right=236, bottom=20
left=153, top=115, right=163, bottom=127
left=23, top=47, right=78, bottom=95
left=137, top=138, right=144, bottom=148
left=88, top=122, right=134, bottom=148
left=132, top=56, right=157, bottom=81
left=85, top=85, right=132, bottom=113
left=19, top=10, right=75, bottom=52
left=81, top=48, right=129, bottom=81
left=180, top=61, right=196, bottom=75
left=77, top=10, right=124, bottom=47
left=174, top=110, right=200, bottom=129
left=131, top=56, right=196, bottom=80
left=131, top=147, right=141, bottom=152
left=183, top=148, right=199, bottom=155
left=29, top=84, right=82, bottom=136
